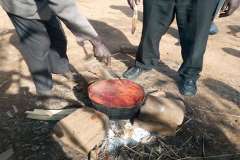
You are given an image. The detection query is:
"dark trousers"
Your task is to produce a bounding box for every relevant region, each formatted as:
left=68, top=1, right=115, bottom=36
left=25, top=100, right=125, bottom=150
left=7, top=13, right=70, bottom=93
left=136, top=0, right=219, bottom=79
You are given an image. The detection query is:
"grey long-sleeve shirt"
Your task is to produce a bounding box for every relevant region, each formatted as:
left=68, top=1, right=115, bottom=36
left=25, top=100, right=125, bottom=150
left=0, top=0, right=98, bottom=39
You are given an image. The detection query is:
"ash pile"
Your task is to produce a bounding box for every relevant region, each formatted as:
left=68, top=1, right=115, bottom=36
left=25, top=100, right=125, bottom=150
left=99, top=120, right=152, bottom=159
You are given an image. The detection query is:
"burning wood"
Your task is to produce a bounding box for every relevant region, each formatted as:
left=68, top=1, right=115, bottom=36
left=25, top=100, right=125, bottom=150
left=0, top=148, right=14, bottom=160
left=96, top=120, right=152, bottom=159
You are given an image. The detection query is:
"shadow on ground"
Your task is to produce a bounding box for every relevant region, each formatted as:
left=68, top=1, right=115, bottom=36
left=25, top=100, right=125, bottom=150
left=222, top=47, right=240, bottom=59
left=0, top=30, right=83, bottom=159
left=203, top=78, right=240, bottom=106
left=0, top=70, right=74, bottom=159
left=110, top=5, right=180, bottom=42
left=227, top=25, right=240, bottom=38
left=0, top=18, right=240, bottom=160
left=90, top=19, right=180, bottom=82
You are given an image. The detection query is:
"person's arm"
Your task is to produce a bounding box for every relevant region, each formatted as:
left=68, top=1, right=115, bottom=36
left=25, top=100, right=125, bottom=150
left=47, top=0, right=111, bottom=58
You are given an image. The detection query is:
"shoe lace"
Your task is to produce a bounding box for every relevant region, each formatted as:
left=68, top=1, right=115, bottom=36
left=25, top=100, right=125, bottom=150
left=185, top=79, right=195, bottom=85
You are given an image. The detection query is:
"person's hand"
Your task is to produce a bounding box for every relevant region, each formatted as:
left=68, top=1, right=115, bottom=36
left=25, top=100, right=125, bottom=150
left=92, top=41, right=111, bottom=59
left=76, top=34, right=111, bottom=61
left=220, top=0, right=240, bottom=17
left=127, top=0, right=141, bottom=9
left=88, top=37, right=111, bottom=63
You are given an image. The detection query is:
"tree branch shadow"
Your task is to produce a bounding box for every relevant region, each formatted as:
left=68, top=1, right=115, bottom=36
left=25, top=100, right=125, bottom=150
left=222, top=47, right=240, bottom=59
left=227, top=25, right=240, bottom=38
left=203, top=78, right=240, bottom=106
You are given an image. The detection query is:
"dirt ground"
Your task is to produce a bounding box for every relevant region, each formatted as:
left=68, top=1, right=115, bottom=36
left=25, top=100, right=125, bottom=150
left=0, top=0, right=239, bottom=160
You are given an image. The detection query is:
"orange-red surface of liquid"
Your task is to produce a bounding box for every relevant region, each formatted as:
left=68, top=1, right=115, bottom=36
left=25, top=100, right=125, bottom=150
left=88, top=80, right=145, bottom=108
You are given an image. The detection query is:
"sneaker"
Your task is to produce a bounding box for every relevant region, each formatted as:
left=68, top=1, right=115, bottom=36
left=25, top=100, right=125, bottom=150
left=179, top=78, right=197, bottom=96
left=123, top=66, right=144, bottom=80
left=209, top=22, right=219, bottom=35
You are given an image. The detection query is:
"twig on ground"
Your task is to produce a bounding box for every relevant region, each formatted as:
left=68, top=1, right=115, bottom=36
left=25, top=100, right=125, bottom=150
left=6, top=111, right=13, bottom=118
left=12, top=105, right=18, bottom=113
left=179, top=136, right=193, bottom=150
left=202, top=134, right=206, bottom=160
left=176, top=118, right=192, bottom=134
left=148, top=147, right=153, bottom=160
left=0, top=80, right=9, bottom=89
left=0, top=148, right=14, bottom=160
left=178, top=153, right=240, bottom=160
left=157, top=154, right=164, bottom=160
left=159, top=140, right=180, bottom=159
left=193, top=108, right=240, bottom=118
left=123, top=145, right=149, bottom=157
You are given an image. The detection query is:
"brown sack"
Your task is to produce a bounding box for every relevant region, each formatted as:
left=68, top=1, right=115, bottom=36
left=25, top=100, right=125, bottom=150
left=53, top=107, right=109, bottom=157
left=134, top=95, right=185, bottom=135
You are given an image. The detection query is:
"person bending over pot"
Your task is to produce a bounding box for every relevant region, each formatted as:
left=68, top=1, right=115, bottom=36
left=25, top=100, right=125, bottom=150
left=0, top=0, right=111, bottom=109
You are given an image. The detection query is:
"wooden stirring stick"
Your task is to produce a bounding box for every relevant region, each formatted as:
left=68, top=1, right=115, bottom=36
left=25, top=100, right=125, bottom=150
left=106, top=57, right=122, bottom=80
left=132, top=0, right=138, bottom=34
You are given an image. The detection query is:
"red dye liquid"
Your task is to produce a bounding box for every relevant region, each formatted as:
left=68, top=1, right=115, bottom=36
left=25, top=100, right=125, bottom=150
left=88, top=79, right=145, bottom=108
